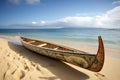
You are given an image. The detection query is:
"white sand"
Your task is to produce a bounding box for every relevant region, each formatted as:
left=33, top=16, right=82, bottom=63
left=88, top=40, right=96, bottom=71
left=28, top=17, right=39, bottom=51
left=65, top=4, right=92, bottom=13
left=0, top=37, right=120, bottom=80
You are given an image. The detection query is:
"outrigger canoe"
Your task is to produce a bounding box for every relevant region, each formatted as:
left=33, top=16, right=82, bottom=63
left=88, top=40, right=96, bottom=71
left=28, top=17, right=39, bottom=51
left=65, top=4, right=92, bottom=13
left=20, top=36, right=104, bottom=72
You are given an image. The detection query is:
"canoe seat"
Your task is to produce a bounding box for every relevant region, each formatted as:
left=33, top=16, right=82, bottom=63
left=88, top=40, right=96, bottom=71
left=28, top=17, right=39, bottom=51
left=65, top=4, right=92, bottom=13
left=27, top=41, right=35, bottom=44
left=53, top=47, right=58, bottom=50
left=37, top=43, right=47, bottom=47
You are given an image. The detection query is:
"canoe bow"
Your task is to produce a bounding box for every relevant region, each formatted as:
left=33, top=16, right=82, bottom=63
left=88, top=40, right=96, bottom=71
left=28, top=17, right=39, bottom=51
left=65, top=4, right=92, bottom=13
left=87, top=36, right=105, bottom=72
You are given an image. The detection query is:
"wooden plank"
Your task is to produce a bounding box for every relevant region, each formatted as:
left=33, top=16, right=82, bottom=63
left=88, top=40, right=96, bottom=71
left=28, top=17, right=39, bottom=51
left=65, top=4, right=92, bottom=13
left=53, top=47, right=58, bottom=50
left=27, top=41, right=35, bottom=44
left=37, top=43, right=47, bottom=47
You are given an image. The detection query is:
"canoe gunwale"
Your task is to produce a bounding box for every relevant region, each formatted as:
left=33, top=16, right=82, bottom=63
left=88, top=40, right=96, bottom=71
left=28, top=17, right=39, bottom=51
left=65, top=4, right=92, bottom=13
left=21, top=38, right=95, bottom=56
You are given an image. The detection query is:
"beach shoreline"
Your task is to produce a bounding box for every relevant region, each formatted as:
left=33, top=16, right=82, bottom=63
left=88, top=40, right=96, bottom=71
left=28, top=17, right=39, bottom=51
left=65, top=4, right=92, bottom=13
left=0, top=36, right=120, bottom=80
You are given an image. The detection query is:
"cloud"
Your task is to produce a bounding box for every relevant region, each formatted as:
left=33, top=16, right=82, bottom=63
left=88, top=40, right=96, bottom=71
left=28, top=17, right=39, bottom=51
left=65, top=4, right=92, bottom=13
left=96, top=6, right=120, bottom=28
left=26, top=0, right=40, bottom=4
left=9, top=0, right=40, bottom=5
left=9, top=0, right=20, bottom=4
left=52, top=16, right=95, bottom=27
left=12, top=6, right=120, bottom=28
left=112, top=0, right=120, bottom=5
left=32, top=21, right=37, bottom=24
left=35, top=6, right=120, bottom=28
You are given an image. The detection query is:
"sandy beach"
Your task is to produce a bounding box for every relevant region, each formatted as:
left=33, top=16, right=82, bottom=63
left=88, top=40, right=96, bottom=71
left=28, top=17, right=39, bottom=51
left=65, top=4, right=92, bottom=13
left=0, top=37, right=120, bottom=80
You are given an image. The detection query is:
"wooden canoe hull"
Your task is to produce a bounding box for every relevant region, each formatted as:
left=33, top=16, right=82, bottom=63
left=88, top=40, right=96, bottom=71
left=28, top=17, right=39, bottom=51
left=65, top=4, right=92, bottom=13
left=20, top=36, right=104, bottom=72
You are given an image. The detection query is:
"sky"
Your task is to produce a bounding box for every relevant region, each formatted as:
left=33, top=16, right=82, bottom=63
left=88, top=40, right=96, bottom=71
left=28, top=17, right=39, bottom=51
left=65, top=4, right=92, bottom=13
left=0, top=0, right=120, bottom=28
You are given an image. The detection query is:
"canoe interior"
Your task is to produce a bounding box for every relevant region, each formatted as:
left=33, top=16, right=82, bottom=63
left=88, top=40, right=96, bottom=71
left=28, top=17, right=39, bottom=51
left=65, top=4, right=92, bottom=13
left=21, top=37, right=75, bottom=52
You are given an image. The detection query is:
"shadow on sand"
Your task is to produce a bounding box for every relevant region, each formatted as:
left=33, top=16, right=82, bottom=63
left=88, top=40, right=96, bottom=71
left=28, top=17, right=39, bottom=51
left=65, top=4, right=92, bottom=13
left=8, top=41, right=90, bottom=80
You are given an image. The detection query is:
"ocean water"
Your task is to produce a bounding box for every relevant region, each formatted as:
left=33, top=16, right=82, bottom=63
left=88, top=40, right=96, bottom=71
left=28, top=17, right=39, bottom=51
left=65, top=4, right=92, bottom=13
left=0, top=28, right=120, bottom=48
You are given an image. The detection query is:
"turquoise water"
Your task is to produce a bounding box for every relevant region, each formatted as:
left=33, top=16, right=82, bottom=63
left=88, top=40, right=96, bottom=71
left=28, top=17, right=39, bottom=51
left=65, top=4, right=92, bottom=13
left=0, top=28, right=120, bottom=48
